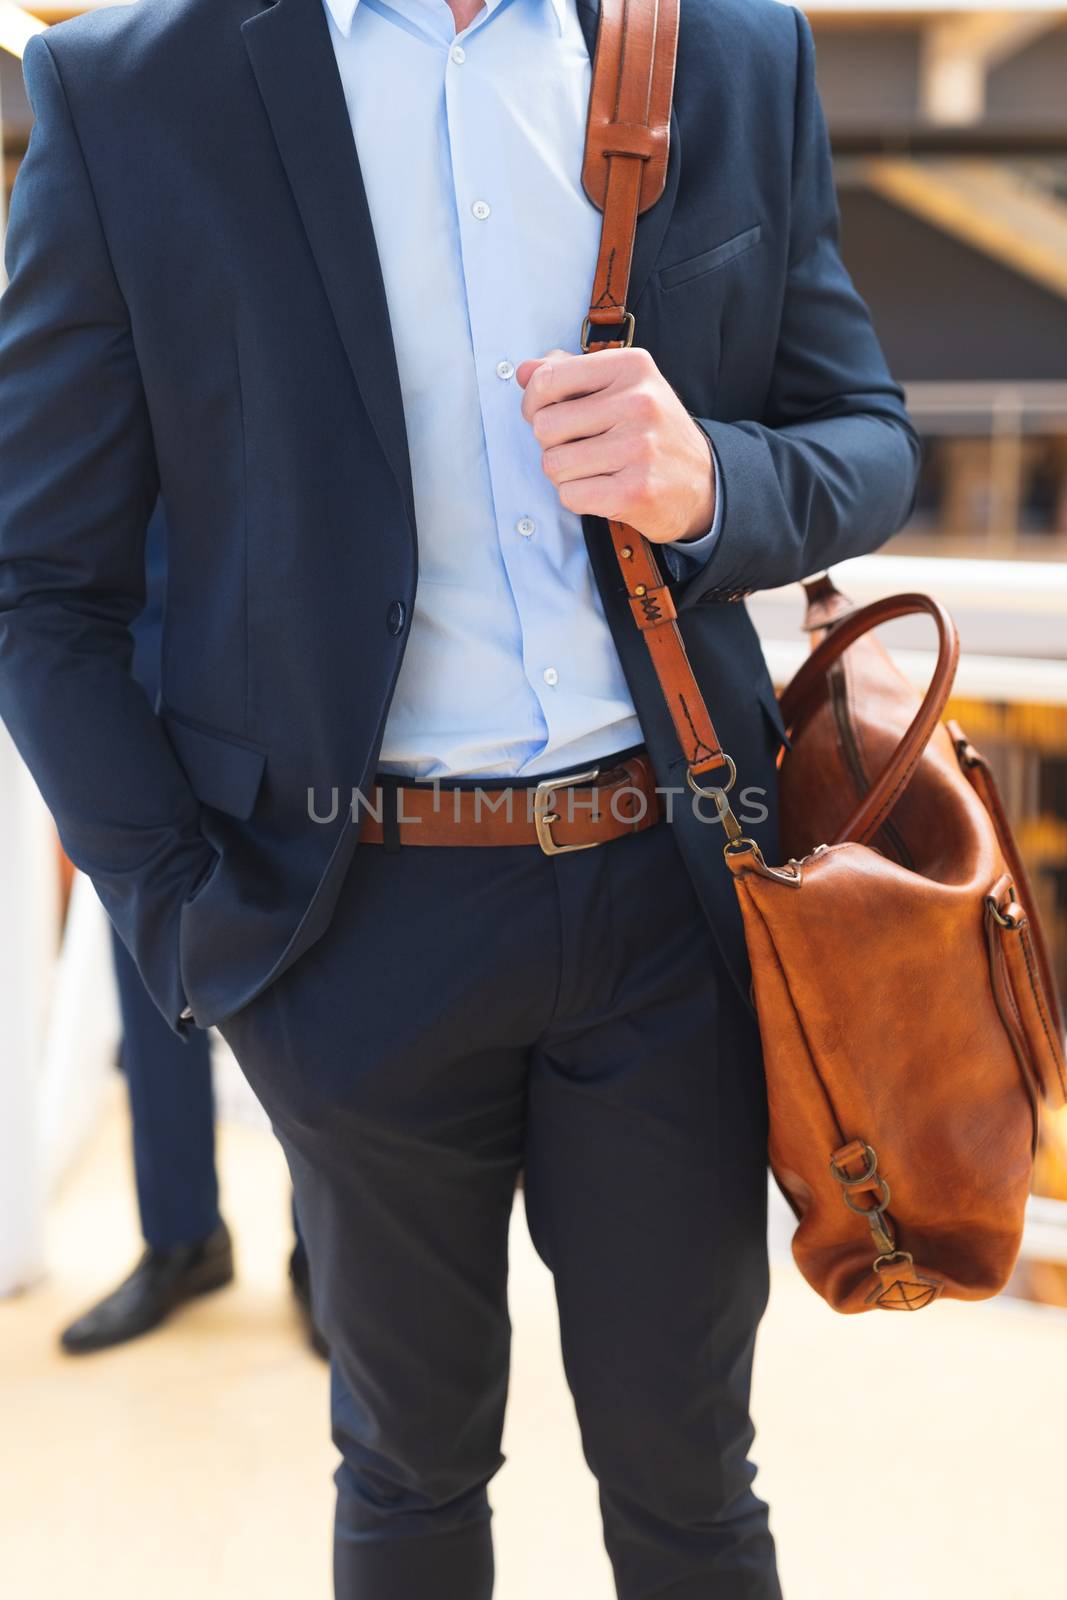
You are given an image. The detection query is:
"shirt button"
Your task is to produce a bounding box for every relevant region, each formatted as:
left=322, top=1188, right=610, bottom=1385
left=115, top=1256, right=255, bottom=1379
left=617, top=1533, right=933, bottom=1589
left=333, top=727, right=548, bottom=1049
left=516, top=516, right=535, bottom=538
left=471, top=199, right=491, bottom=221
left=496, top=360, right=515, bottom=381
left=450, top=44, right=466, bottom=63
left=543, top=667, right=559, bottom=687
left=386, top=599, right=407, bottom=637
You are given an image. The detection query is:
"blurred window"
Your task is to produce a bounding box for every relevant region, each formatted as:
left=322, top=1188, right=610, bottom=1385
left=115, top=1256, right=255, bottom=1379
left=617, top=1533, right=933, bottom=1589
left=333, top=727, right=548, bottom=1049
left=896, top=385, right=1067, bottom=559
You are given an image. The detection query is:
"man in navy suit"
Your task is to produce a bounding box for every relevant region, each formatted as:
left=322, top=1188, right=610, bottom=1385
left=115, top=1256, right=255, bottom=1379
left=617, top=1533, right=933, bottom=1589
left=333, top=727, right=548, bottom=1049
left=0, top=0, right=918, bottom=1593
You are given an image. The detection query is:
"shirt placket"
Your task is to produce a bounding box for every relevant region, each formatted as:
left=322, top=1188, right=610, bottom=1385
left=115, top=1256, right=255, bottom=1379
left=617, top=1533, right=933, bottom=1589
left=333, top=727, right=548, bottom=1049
left=444, top=28, right=573, bottom=760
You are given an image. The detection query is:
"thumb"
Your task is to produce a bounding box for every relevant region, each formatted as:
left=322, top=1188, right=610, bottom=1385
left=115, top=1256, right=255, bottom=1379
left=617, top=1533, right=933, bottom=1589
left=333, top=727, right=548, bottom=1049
left=516, top=348, right=573, bottom=390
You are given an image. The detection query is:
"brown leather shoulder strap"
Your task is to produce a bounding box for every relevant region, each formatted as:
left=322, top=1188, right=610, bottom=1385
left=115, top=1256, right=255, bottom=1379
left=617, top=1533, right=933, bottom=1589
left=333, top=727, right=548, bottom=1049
left=582, top=0, right=735, bottom=798
left=582, top=0, right=679, bottom=344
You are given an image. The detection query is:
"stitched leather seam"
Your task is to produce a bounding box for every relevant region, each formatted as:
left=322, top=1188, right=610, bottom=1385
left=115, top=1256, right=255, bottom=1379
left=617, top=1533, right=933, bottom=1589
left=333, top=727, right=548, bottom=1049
left=1003, top=951, right=1024, bottom=1034
left=592, top=245, right=622, bottom=313
left=969, top=755, right=1066, bottom=1040
left=859, top=737, right=929, bottom=844
left=676, top=689, right=716, bottom=766
left=858, top=626, right=959, bottom=840
left=830, top=659, right=914, bottom=867
left=1018, top=922, right=1067, bottom=1098
left=987, top=921, right=1042, bottom=1151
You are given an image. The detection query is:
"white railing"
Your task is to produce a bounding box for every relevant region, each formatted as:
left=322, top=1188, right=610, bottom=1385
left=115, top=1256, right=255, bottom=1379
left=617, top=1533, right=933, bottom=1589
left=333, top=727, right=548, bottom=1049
left=752, top=553, right=1067, bottom=698
left=795, top=1, right=1067, bottom=14
left=1023, top=1196, right=1067, bottom=1265
left=0, top=1, right=45, bottom=61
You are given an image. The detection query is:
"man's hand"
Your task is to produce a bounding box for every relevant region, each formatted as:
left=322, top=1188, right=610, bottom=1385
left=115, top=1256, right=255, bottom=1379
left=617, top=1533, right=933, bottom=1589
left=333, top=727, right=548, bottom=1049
left=516, top=347, right=716, bottom=543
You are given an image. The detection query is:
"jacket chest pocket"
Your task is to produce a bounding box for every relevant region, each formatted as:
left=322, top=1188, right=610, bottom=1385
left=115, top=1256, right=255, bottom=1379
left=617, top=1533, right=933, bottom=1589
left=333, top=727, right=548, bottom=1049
left=658, top=225, right=762, bottom=292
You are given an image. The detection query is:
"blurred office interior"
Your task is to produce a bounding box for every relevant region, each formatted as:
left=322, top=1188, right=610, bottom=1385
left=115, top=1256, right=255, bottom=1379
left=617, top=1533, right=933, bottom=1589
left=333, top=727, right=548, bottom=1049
left=1, top=4, right=1066, bottom=1597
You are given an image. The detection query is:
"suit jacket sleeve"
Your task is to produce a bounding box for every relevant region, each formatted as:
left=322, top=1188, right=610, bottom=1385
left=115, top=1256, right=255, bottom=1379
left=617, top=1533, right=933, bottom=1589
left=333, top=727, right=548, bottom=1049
left=676, top=8, right=920, bottom=605
left=0, top=35, right=214, bottom=1029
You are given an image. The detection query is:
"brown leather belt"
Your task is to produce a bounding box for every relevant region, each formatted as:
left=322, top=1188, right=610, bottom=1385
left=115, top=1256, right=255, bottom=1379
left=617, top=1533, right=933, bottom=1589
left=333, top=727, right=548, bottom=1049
left=359, top=753, right=661, bottom=854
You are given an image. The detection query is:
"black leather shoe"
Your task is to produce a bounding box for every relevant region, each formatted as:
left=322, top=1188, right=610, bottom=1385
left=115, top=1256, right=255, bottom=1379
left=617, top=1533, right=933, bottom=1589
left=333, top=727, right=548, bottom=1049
left=59, top=1222, right=235, bottom=1355
left=289, top=1244, right=329, bottom=1361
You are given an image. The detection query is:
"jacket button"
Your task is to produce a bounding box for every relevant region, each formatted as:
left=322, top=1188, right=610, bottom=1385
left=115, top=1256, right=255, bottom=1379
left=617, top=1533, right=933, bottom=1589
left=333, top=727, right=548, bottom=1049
left=386, top=600, right=407, bottom=636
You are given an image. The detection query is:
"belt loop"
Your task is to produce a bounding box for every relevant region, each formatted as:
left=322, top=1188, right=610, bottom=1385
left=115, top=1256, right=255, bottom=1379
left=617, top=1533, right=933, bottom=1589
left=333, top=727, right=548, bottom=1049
left=379, top=775, right=402, bottom=854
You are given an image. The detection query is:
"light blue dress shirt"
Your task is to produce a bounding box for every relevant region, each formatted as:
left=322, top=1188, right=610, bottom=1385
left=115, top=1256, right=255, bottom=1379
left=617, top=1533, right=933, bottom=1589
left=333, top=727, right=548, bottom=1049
left=322, top=0, right=719, bottom=778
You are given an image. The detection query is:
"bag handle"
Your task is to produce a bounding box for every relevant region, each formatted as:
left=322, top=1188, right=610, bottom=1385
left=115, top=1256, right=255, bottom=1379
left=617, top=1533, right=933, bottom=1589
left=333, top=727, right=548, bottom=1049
left=581, top=0, right=742, bottom=805
left=780, top=594, right=960, bottom=846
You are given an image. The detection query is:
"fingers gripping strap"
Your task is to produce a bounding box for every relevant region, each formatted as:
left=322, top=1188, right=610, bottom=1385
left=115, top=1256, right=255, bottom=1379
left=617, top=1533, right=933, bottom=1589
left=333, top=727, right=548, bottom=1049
left=583, top=0, right=725, bottom=777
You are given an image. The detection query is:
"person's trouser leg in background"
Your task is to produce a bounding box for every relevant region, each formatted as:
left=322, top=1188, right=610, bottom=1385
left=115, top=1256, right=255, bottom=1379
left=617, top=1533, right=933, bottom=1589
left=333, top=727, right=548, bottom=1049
left=111, top=926, right=220, bottom=1249
left=291, top=1193, right=310, bottom=1271
left=220, top=814, right=780, bottom=1600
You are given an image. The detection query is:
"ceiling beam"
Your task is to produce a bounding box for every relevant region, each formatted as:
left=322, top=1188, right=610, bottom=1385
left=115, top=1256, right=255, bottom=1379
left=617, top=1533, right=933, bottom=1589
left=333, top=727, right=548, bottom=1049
left=920, top=11, right=1060, bottom=124
left=0, top=1, right=45, bottom=60
left=855, top=156, right=1067, bottom=300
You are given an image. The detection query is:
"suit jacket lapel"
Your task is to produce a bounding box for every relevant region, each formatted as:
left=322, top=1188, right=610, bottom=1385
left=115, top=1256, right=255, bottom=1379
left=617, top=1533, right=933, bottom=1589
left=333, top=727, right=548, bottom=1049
left=575, top=0, right=681, bottom=325
left=241, top=0, right=416, bottom=530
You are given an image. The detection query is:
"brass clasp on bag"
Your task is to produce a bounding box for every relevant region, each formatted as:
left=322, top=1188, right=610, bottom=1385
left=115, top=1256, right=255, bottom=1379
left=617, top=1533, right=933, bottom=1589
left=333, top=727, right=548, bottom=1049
left=829, top=1143, right=944, bottom=1306
left=830, top=1141, right=896, bottom=1259
left=686, top=756, right=745, bottom=844
left=691, top=757, right=808, bottom=882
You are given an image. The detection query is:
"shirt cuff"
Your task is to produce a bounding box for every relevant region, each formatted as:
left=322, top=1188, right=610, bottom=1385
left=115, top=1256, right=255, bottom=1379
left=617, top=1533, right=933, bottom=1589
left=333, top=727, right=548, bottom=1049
left=662, top=441, right=723, bottom=575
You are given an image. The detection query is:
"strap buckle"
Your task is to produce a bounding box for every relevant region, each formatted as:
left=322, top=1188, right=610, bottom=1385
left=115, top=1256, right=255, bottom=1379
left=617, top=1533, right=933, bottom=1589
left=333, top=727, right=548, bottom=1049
left=532, top=767, right=602, bottom=856
left=580, top=311, right=636, bottom=352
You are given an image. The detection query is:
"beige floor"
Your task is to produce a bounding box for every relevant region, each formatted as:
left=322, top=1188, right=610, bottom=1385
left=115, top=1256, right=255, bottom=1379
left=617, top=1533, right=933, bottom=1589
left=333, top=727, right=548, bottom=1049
left=2, top=1085, right=1064, bottom=1600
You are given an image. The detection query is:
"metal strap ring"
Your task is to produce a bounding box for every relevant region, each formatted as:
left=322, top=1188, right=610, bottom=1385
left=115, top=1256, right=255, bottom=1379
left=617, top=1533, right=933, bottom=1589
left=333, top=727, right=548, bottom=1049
left=873, top=1250, right=914, bottom=1273
left=986, top=885, right=1020, bottom=929
left=829, top=1142, right=878, bottom=1187
left=580, top=311, right=636, bottom=352
left=686, top=754, right=737, bottom=800
left=844, top=1176, right=892, bottom=1216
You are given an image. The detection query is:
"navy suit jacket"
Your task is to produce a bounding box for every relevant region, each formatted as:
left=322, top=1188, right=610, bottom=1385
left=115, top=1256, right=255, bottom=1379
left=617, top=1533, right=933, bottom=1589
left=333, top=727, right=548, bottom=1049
left=0, top=0, right=919, bottom=1030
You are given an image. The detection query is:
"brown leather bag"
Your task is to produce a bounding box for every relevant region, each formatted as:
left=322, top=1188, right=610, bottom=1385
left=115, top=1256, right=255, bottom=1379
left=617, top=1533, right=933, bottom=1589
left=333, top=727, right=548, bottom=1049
left=756, top=579, right=1065, bottom=1310
left=583, top=0, right=1067, bottom=1311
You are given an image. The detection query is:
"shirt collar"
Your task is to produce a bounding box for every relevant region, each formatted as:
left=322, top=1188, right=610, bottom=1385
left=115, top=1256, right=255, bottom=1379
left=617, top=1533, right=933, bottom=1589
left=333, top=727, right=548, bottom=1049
left=324, top=0, right=569, bottom=43
left=324, top=0, right=359, bottom=39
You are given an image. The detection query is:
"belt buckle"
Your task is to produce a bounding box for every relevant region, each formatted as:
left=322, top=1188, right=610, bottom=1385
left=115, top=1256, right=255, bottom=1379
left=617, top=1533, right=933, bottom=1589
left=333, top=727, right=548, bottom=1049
left=532, top=766, right=601, bottom=856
